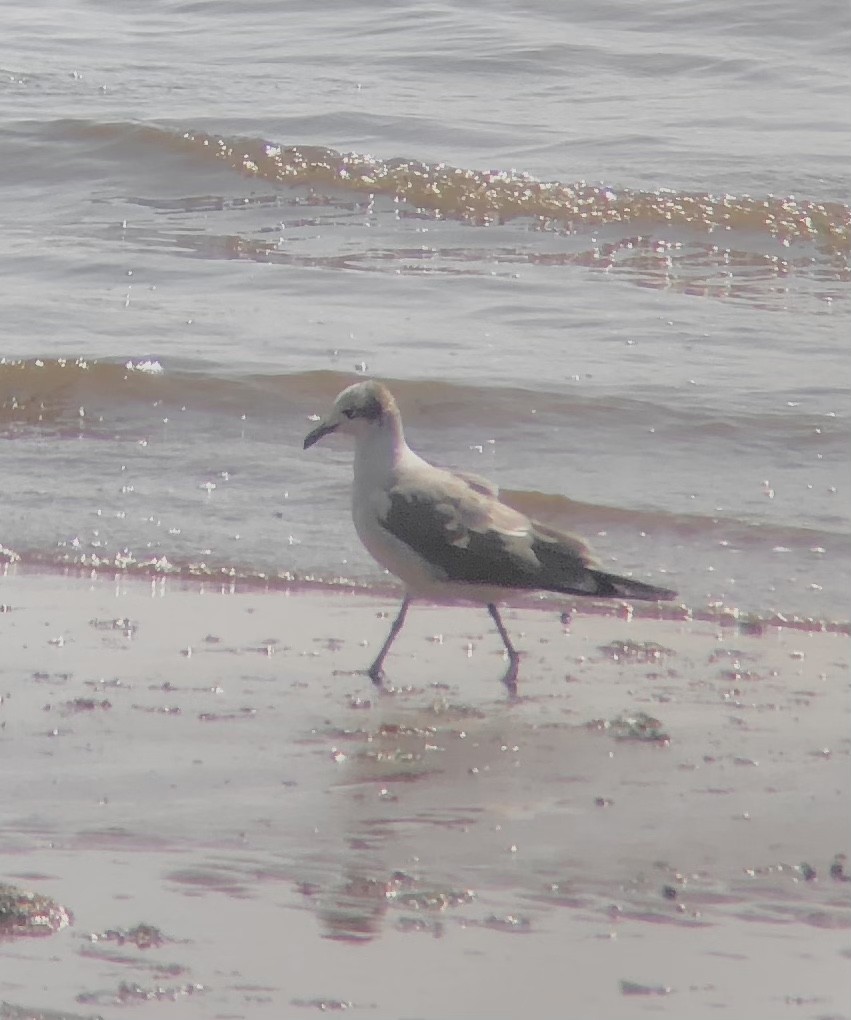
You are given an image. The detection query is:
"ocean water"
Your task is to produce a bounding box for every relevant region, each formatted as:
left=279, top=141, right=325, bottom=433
left=1, top=0, right=849, bottom=622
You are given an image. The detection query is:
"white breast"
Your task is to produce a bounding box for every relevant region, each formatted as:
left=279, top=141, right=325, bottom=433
left=351, top=478, right=443, bottom=594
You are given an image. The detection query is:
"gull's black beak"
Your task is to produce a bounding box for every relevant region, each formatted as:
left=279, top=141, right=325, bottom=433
left=303, top=421, right=338, bottom=450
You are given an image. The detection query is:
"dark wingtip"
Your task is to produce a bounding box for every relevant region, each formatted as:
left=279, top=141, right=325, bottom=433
left=589, top=570, right=678, bottom=602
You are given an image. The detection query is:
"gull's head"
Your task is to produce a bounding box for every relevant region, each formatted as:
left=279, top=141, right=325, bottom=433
left=303, top=380, right=400, bottom=450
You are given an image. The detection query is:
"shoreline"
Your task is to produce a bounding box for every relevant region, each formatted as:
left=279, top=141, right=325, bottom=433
left=0, top=569, right=848, bottom=1019
left=3, top=559, right=848, bottom=635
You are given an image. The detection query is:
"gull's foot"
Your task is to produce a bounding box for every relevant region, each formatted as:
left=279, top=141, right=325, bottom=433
left=500, top=655, right=520, bottom=699
left=366, top=662, right=386, bottom=687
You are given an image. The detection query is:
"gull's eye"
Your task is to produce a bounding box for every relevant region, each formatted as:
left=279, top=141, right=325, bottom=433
left=342, top=408, right=356, bottom=419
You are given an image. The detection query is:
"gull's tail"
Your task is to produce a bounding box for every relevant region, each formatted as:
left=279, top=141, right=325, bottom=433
left=529, top=523, right=678, bottom=602
left=583, top=569, right=678, bottom=602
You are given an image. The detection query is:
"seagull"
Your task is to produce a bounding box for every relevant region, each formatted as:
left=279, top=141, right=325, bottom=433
left=304, top=380, right=677, bottom=694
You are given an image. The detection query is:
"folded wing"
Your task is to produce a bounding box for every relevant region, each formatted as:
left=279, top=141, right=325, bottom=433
left=379, top=471, right=675, bottom=600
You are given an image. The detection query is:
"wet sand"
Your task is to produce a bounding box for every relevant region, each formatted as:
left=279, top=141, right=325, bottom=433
left=0, top=570, right=848, bottom=1019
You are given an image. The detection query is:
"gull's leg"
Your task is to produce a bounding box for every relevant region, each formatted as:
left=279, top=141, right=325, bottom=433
left=367, top=596, right=411, bottom=685
left=487, top=603, right=520, bottom=695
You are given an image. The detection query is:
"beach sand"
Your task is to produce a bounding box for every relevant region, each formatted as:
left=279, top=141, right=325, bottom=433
left=0, top=569, right=848, bottom=1019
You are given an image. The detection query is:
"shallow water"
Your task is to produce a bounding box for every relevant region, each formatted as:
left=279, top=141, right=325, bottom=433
left=1, top=0, right=849, bottom=621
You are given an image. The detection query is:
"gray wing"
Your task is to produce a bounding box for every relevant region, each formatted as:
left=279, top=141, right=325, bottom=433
left=452, top=469, right=500, bottom=499
left=380, top=471, right=678, bottom=601
left=379, top=472, right=603, bottom=594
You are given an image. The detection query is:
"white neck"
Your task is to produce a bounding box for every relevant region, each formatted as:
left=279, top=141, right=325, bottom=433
left=353, top=412, right=409, bottom=484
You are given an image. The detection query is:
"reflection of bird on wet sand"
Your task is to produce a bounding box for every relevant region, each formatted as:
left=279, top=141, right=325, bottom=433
left=305, top=380, right=677, bottom=694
